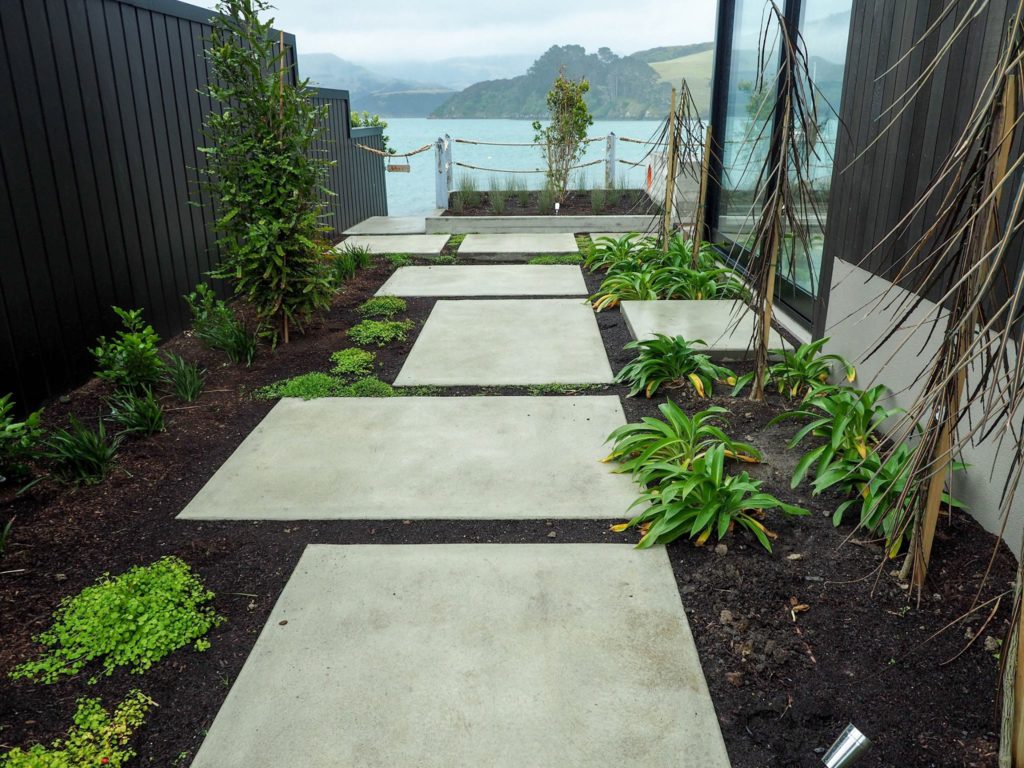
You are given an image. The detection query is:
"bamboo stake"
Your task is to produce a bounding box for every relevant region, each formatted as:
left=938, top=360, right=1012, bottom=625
left=662, top=87, right=677, bottom=251
left=692, top=124, right=713, bottom=267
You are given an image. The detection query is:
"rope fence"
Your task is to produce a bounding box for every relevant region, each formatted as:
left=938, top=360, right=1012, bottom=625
left=452, top=158, right=604, bottom=175
left=356, top=143, right=433, bottom=158
left=452, top=136, right=606, bottom=147
left=619, top=136, right=668, bottom=146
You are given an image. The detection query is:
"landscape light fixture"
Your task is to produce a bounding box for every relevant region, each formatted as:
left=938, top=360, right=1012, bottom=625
left=554, top=201, right=560, bottom=215
left=822, top=724, right=872, bottom=767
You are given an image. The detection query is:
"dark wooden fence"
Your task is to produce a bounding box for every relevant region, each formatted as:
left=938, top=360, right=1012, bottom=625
left=817, top=0, right=1021, bottom=334
left=0, top=0, right=387, bottom=411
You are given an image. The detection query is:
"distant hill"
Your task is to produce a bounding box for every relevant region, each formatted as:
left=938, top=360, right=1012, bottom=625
left=431, top=45, right=679, bottom=120
left=648, top=48, right=715, bottom=114
left=367, top=54, right=538, bottom=92
left=298, top=53, right=457, bottom=117
left=631, top=42, right=715, bottom=64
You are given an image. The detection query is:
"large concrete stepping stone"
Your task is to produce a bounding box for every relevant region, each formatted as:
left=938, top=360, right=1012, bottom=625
left=458, top=233, right=578, bottom=260
left=177, top=396, right=634, bottom=520
left=344, top=216, right=430, bottom=235
left=188, top=544, right=731, bottom=768
left=621, top=299, right=789, bottom=360
left=395, top=299, right=613, bottom=386
left=339, top=234, right=448, bottom=255
left=376, top=265, right=587, bottom=297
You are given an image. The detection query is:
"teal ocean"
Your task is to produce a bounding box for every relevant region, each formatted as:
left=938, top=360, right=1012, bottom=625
left=379, top=118, right=665, bottom=216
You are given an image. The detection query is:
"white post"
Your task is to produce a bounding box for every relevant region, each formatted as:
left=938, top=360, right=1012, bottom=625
left=434, top=137, right=448, bottom=209
left=605, top=132, right=616, bottom=189
left=444, top=134, right=453, bottom=199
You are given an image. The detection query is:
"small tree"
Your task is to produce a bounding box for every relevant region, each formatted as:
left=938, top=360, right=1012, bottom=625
left=350, top=111, right=392, bottom=155
left=533, top=70, right=593, bottom=204
left=202, top=0, right=333, bottom=343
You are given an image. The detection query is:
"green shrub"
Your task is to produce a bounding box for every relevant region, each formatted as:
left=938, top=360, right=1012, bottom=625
left=108, top=387, right=165, bottom=436
left=344, top=377, right=395, bottom=397
left=332, top=245, right=373, bottom=285
left=1, top=394, right=44, bottom=484
left=616, top=335, right=736, bottom=398
left=347, top=319, right=414, bottom=347
left=184, top=283, right=258, bottom=365
left=731, top=337, right=857, bottom=398
left=537, top=183, right=556, bottom=214
left=44, top=417, right=120, bottom=486
left=91, top=307, right=164, bottom=390
left=532, top=71, right=593, bottom=203
left=357, top=295, right=407, bottom=319
left=203, top=0, right=334, bottom=340
left=604, top=402, right=760, bottom=486
left=616, top=445, right=807, bottom=551
left=0, top=690, right=154, bottom=768
left=10, top=557, right=221, bottom=683
left=386, top=253, right=412, bottom=268
left=330, top=348, right=376, bottom=379
left=163, top=353, right=205, bottom=402
left=254, top=372, right=346, bottom=400
left=527, top=254, right=583, bottom=265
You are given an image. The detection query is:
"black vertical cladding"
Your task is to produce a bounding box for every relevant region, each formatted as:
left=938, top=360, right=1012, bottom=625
left=1, top=0, right=387, bottom=412
left=817, top=0, right=1022, bottom=331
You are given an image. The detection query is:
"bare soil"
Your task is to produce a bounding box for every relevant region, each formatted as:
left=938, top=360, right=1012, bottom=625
left=443, top=188, right=658, bottom=217
left=0, top=257, right=1014, bottom=767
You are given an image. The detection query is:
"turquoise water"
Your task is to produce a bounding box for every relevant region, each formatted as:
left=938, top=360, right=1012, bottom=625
left=381, top=118, right=665, bottom=216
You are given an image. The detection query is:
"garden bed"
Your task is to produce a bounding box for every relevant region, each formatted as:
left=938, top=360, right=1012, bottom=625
left=443, top=188, right=654, bottom=216
left=0, top=258, right=1013, bottom=768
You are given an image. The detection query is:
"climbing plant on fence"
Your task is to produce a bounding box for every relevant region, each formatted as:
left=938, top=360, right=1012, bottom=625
left=202, top=0, right=334, bottom=344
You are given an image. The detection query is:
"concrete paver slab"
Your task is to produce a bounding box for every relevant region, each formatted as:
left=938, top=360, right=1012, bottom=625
left=621, top=299, right=789, bottom=360
left=395, top=299, right=613, bottom=386
left=458, top=233, right=578, bottom=259
left=344, top=216, right=434, bottom=235
left=178, top=396, right=634, bottom=520
left=188, top=543, right=731, bottom=768
left=375, top=265, right=588, bottom=297
left=339, top=234, right=448, bottom=255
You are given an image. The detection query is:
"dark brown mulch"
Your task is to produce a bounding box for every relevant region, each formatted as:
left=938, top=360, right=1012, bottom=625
left=442, top=188, right=657, bottom=217
left=0, top=256, right=1015, bottom=768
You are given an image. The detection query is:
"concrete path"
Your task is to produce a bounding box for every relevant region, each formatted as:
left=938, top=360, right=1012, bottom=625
left=458, top=233, right=578, bottom=260
left=340, top=234, right=448, bottom=255
left=376, top=265, right=588, bottom=297
left=622, top=299, right=789, bottom=360
left=343, top=215, right=439, bottom=235
left=188, top=544, right=731, bottom=768
left=395, top=299, right=614, bottom=386
left=178, top=397, right=635, bottom=520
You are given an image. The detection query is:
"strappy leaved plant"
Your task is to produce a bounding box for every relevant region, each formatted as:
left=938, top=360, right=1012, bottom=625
left=616, top=335, right=736, bottom=398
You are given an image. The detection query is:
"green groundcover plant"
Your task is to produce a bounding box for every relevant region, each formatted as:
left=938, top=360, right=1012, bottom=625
left=11, top=557, right=222, bottom=684
left=0, top=690, right=154, bottom=768
left=1, top=394, right=44, bottom=485
left=330, top=348, right=376, bottom=378
left=357, top=296, right=407, bottom=319
left=255, top=373, right=395, bottom=400
left=347, top=319, right=414, bottom=347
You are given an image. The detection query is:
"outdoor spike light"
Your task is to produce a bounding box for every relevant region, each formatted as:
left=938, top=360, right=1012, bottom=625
left=822, top=724, right=872, bottom=767
left=554, top=201, right=560, bottom=215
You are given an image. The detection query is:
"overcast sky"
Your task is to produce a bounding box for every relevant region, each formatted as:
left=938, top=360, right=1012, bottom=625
left=191, top=0, right=718, bottom=63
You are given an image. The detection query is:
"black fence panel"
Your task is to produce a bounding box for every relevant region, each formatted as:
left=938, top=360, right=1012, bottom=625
left=0, top=0, right=386, bottom=411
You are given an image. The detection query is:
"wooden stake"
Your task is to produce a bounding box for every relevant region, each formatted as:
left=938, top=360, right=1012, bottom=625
left=662, top=87, right=677, bottom=251
left=692, top=124, right=713, bottom=267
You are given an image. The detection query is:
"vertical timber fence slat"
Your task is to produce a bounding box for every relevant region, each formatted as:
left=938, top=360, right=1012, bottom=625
left=0, top=0, right=387, bottom=412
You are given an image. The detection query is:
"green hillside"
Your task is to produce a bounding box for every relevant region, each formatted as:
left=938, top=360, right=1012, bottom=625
left=631, top=42, right=715, bottom=64
left=649, top=48, right=715, bottom=114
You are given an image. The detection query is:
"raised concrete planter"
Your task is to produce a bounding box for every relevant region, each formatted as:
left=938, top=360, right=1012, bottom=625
left=425, top=214, right=658, bottom=235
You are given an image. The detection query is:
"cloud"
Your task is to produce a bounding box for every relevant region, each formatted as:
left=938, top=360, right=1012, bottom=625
left=191, top=0, right=717, bottom=61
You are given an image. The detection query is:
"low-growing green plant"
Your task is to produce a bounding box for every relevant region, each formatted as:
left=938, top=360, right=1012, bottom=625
left=585, top=233, right=652, bottom=271
left=44, top=417, right=121, bottom=485
left=254, top=372, right=347, bottom=400
left=163, top=353, right=205, bottom=402
left=732, top=337, right=856, bottom=398
left=666, top=234, right=719, bottom=270
left=511, top=177, right=530, bottom=206
left=357, top=295, right=407, bottom=319
left=446, top=234, right=466, bottom=251
left=615, top=445, right=807, bottom=550
left=591, top=264, right=748, bottom=308
left=457, top=173, right=481, bottom=207
left=0, top=690, right=154, bottom=768
left=434, top=253, right=457, bottom=265
left=91, top=307, right=164, bottom=390
left=604, top=403, right=761, bottom=487
left=526, top=383, right=601, bottom=395
left=344, top=377, right=396, bottom=397
left=773, top=384, right=902, bottom=490
left=449, top=191, right=465, bottom=213
left=184, top=283, right=258, bottom=365
left=488, top=176, right=508, bottom=214
left=814, top=442, right=966, bottom=553
left=347, top=319, right=414, bottom=347
left=330, top=348, right=376, bottom=379
left=1, top=394, right=44, bottom=484
left=537, top=182, right=557, bottom=214
left=330, top=245, right=373, bottom=285
left=616, top=335, right=736, bottom=398
left=11, top=557, right=221, bottom=683
left=527, top=254, right=583, bottom=265
left=108, top=387, right=165, bottom=436
left=590, top=269, right=662, bottom=308
left=591, top=186, right=608, bottom=213
left=385, top=252, right=412, bottom=268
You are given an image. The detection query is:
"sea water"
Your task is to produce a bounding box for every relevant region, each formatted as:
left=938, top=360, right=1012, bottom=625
left=380, top=117, right=665, bottom=216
